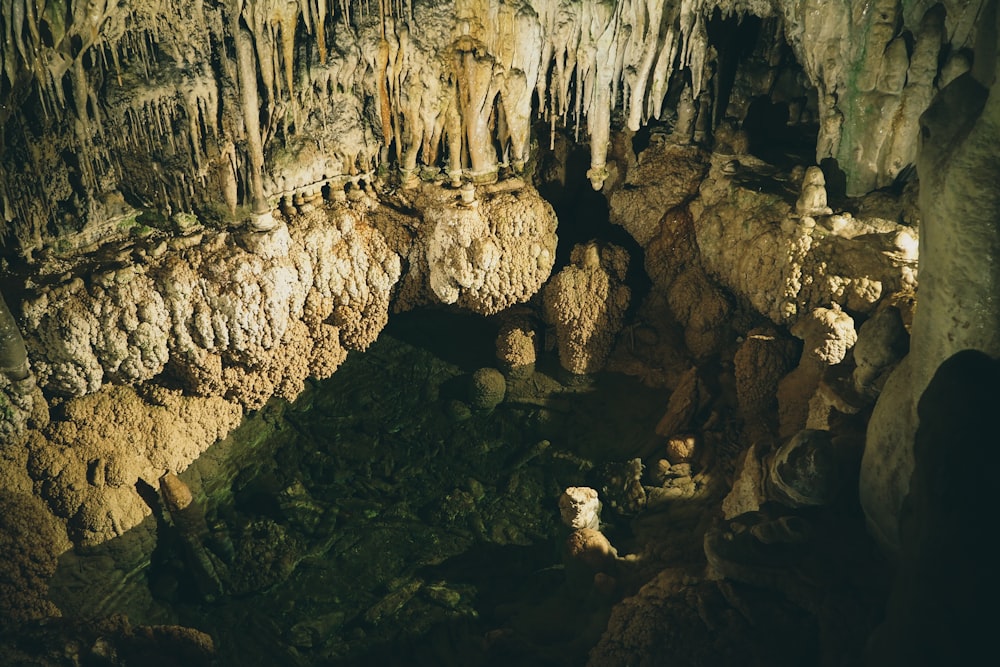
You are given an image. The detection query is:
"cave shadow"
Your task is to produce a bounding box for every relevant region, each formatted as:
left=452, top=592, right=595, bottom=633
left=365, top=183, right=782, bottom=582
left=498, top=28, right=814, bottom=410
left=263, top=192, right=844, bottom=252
left=326, top=540, right=600, bottom=667
left=532, top=125, right=652, bottom=314
left=742, top=95, right=819, bottom=169
left=383, top=308, right=501, bottom=373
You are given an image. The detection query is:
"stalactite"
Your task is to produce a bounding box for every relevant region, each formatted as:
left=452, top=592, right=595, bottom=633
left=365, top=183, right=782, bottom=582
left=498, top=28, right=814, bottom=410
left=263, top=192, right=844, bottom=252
left=140, top=29, right=155, bottom=80
left=691, top=18, right=709, bottom=98
left=274, top=1, right=299, bottom=100
left=314, top=0, right=328, bottom=63
left=340, top=0, right=350, bottom=28
left=623, top=0, right=665, bottom=131
left=1, top=0, right=978, bottom=258
left=553, top=4, right=580, bottom=123
left=648, top=22, right=678, bottom=121
left=244, top=4, right=276, bottom=116
left=583, top=0, right=623, bottom=190
left=533, top=1, right=552, bottom=121
left=233, top=17, right=270, bottom=216
left=611, top=17, right=629, bottom=113
left=455, top=35, right=501, bottom=178
left=500, top=7, right=544, bottom=169
left=11, top=0, right=26, bottom=71
left=376, top=0, right=394, bottom=162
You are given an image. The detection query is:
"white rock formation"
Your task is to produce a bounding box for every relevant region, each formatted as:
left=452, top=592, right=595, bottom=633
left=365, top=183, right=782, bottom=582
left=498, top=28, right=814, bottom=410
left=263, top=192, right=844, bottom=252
left=693, top=157, right=918, bottom=327
left=395, top=180, right=558, bottom=315
left=559, top=486, right=602, bottom=531
left=543, top=242, right=631, bottom=375
left=0, top=0, right=991, bottom=261
left=776, top=305, right=857, bottom=437
left=777, top=1, right=982, bottom=195
left=794, top=166, right=832, bottom=217
left=0, top=1, right=996, bottom=574
left=21, top=208, right=400, bottom=410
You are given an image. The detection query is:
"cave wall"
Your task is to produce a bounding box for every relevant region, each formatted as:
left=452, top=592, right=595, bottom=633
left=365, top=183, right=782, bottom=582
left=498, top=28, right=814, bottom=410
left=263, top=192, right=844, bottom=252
left=862, top=0, right=1000, bottom=556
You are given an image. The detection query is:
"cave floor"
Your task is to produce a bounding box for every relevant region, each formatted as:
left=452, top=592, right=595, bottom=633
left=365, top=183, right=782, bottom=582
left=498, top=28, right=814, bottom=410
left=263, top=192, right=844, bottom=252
left=44, top=310, right=889, bottom=667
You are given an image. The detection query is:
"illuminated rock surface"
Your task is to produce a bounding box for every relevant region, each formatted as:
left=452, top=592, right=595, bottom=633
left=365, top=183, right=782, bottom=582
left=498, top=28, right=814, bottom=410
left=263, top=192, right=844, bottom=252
left=1, top=1, right=998, bottom=665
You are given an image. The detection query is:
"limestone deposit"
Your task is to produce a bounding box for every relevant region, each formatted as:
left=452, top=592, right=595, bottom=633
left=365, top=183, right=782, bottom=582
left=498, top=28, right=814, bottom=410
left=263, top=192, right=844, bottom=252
left=0, top=0, right=997, bottom=664
left=543, top=242, right=631, bottom=375
left=25, top=385, right=242, bottom=544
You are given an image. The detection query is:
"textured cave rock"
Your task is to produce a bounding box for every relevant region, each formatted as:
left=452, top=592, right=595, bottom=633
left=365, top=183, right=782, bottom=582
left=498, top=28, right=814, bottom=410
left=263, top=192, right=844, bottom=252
left=543, top=241, right=631, bottom=375
left=0, top=0, right=986, bottom=422
left=0, top=0, right=991, bottom=261
left=17, top=208, right=398, bottom=406
left=0, top=489, right=70, bottom=622
left=26, top=384, right=243, bottom=544
left=692, top=157, right=918, bottom=328
left=0, top=6, right=995, bottom=647
left=393, top=179, right=558, bottom=315
left=862, top=2, right=1000, bottom=555
left=866, top=350, right=1000, bottom=667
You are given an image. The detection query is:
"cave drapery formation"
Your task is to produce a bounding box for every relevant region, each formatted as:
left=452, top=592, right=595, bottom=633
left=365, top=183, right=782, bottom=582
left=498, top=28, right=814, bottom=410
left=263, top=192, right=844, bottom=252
left=0, top=0, right=987, bottom=249
left=1, top=0, right=999, bottom=664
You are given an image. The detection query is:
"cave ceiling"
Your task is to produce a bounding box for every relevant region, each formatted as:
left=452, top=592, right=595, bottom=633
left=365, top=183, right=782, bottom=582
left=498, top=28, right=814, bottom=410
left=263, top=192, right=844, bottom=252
left=0, top=0, right=988, bottom=262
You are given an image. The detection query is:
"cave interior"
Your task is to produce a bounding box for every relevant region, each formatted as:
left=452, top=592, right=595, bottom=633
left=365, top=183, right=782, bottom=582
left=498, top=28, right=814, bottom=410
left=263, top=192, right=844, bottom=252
left=1, top=1, right=999, bottom=666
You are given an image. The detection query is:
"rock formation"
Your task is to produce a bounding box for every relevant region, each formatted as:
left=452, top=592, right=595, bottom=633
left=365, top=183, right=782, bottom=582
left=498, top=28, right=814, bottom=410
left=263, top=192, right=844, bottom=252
left=495, top=309, right=541, bottom=376
left=0, top=489, right=69, bottom=622
left=17, top=210, right=395, bottom=408
left=733, top=327, right=798, bottom=426
left=0, top=0, right=984, bottom=258
left=26, top=385, right=242, bottom=544
left=394, top=180, right=558, bottom=315
left=543, top=242, right=631, bottom=375
left=0, top=0, right=998, bottom=664
left=862, top=4, right=1000, bottom=555
left=866, top=350, right=1000, bottom=667
left=692, top=157, right=917, bottom=327
left=558, top=486, right=602, bottom=531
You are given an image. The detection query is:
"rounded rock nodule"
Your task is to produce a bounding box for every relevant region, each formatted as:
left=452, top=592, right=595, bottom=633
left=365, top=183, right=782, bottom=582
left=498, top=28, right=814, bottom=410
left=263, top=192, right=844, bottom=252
left=468, top=367, right=506, bottom=411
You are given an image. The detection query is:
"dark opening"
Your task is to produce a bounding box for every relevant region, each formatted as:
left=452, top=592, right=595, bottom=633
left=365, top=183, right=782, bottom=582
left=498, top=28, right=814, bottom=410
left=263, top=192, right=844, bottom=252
left=532, top=124, right=652, bottom=315
left=707, top=10, right=764, bottom=130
